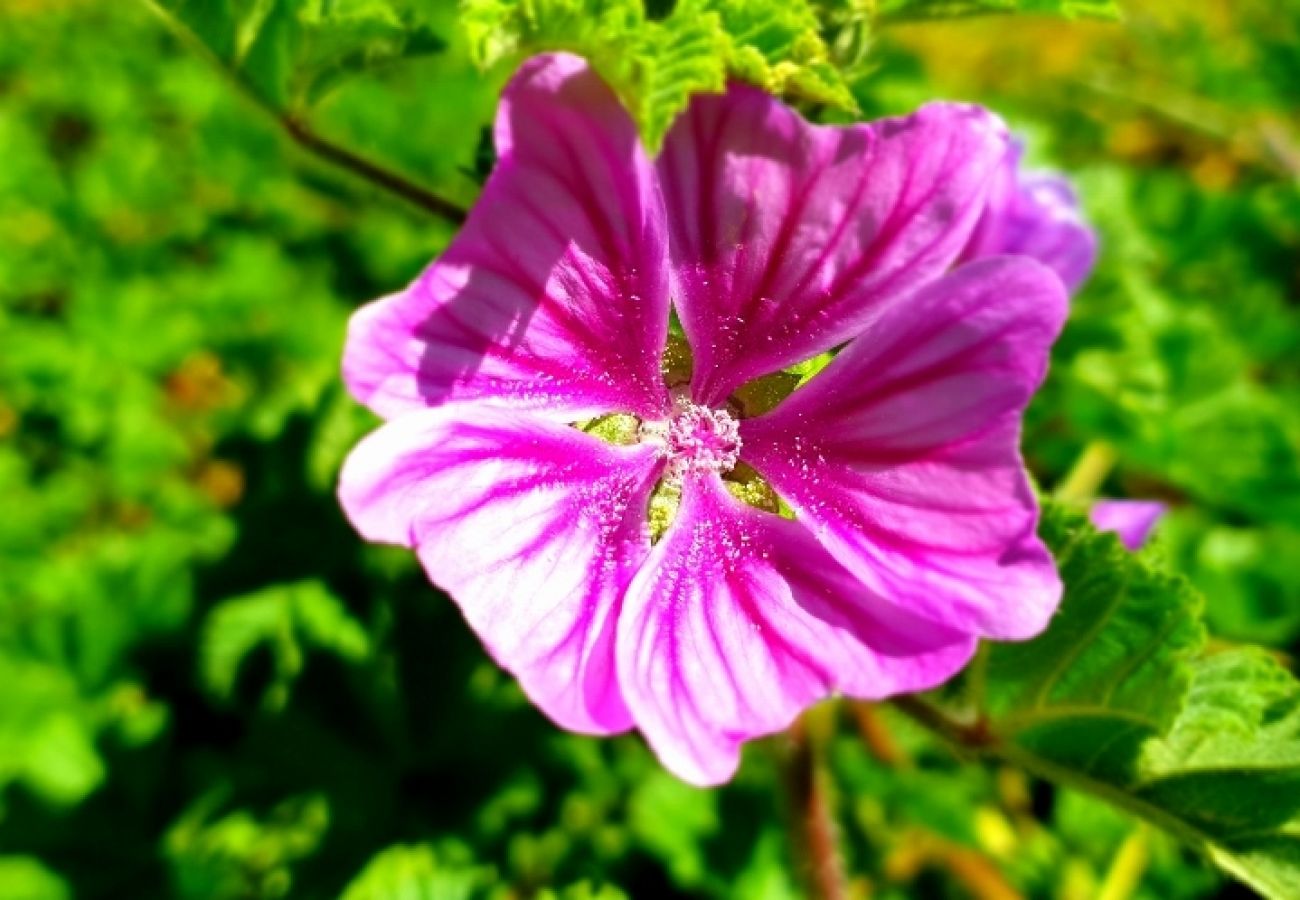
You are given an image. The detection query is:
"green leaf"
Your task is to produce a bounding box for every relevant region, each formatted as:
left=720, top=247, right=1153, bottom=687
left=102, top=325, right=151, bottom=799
left=147, top=0, right=448, bottom=110
left=0, top=658, right=107, bottom=807
left=914, top=504, right=1300, bottom=897
left=294, top=0, right=448, bottom=105
left=982, top=503, right=1205, bottom=744
left=876, top=0, right=1121, bottom=22
left=199, top=580, right=370, bottom=708
left=461, top=0, right=857, bottom=149
left=165, top=791, right=331, bottom=900
left=628, top=771, right=719, bottom=888
left=705, top=0, right=857, bottom=110
left=1139, top=650, right=1300, bottom=898
left=0, top=857, right=71, bottom=900
left=1163, top=514, right=1300, bottom=647
left=152, top=0, right=241, bottom=59
left=460, top=0, right=722, bottom=148
left=339, top=843, right=495, bottom=900
left=461, top=0, right=618, bottom=69
left=628, top=3, right=729, bottom=149
left=239, top=0, right=297, bottom=107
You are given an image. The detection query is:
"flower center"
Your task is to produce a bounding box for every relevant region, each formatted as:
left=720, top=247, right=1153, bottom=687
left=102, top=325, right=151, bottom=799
left=643, top=399, right=742, bottom=479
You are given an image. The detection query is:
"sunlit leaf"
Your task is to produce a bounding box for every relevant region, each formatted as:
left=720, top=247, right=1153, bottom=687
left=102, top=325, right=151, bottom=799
left=200, top=580, right=370, bottom=708
left=461, top=0, right=857, bottom=148
left=0, top=857, right=71, bottom=900
left=921, top=505, right=1300, bottom=898
left=339, top=843, right=495, bottom=900
left=165, top=791, right=331, bottom=900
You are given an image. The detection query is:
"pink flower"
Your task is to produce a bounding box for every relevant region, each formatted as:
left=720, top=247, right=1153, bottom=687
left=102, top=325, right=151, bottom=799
left=962, top=141, right=1098, bottom=292
left=338, top=54, right=1068, bottom=785
left=1090, top=500, right=1166, bottom=551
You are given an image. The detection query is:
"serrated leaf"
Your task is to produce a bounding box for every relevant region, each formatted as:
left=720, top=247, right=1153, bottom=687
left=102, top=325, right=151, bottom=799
left=628, top=3, right=729, bottom=148
left=461, top=0, right=857, bottom=150
left=916, top=504, right=1300, bottom=897
left=1139, top=650, right=1300, bottom=898
left=461, top=0, right=721, bottom=148
left=199, top=580, right=370, bottom=708
left=461, top=0, right=620, bottom=69
left=877, top=0, right=1121, bottom=22
left=984, top=503, right=1205, bottom=741
left=705, top=0, right=857, bottom=110
left=294, top=0, right=448, bottom=105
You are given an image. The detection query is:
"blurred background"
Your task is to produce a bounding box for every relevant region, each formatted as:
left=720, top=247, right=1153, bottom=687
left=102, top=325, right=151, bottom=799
left=0, top=0, right=1296, bottom=897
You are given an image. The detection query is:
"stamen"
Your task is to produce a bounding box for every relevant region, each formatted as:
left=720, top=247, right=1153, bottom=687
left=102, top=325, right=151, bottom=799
left=637, top=403, right=789, bottom=542
left=646, top=399, right=743, bottom=480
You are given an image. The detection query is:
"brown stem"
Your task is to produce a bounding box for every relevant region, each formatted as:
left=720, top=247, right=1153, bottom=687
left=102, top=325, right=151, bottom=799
left=783, top=713, right=848, bottom=900
left=890, top=695, right=996, bottom=751
left=851, top=702, right=909, bottom=768
left=281, top=118, right=467, bottom=223
left=890, top=696, right=1209, bottom=853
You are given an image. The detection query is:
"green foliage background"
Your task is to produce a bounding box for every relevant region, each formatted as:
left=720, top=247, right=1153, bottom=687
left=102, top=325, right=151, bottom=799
left=0, top=0, right=1297, bottom=897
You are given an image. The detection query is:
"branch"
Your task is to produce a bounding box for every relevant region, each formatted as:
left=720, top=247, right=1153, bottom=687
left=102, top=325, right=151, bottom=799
left=782, top=711, right=848, bottom=900
left=143, top=0, right=469, bottom=224
left=890, top=695, right=995, bottom=750
left=889, top=696, right=1208, bottom=850
left=281, top=117, right=467, bottom=224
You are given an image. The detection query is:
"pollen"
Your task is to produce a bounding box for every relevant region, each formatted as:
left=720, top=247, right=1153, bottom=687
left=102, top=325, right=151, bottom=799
left=643, top=399, right=743, bottom=480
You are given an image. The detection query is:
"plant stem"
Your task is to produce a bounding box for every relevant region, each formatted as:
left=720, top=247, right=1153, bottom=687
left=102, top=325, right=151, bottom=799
left=280, top=117, right=467, bottom=223
left=964, top=641, right=992, bottom=712
left=142, top=0, right=468, bottom=224
left=782, top=708, right=848, bottom=900
left=1097, top=826, right=1151, bottom=900
left=890, top=696, right=1208, bottom=851
left=1054, top=440, right=1118, bottom=504
left=850, top=702, right=909, bottom=768
left=891, top=695, right=994, bottom=750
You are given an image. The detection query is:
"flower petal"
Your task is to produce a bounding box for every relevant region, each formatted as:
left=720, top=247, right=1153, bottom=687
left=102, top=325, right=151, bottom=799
left=344, top=53, right=671, bottom=422
left=658, top=88, right=1011, bottom=405
left=617, top=474, right=977, bottom=786
left=963, top=146, right=1097, bottom=292
left=1090, top=500, right=1166, bottom=552
left=741, top=258, right=1068, bottom=641
left=339, top=405, right=664, bottom=734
